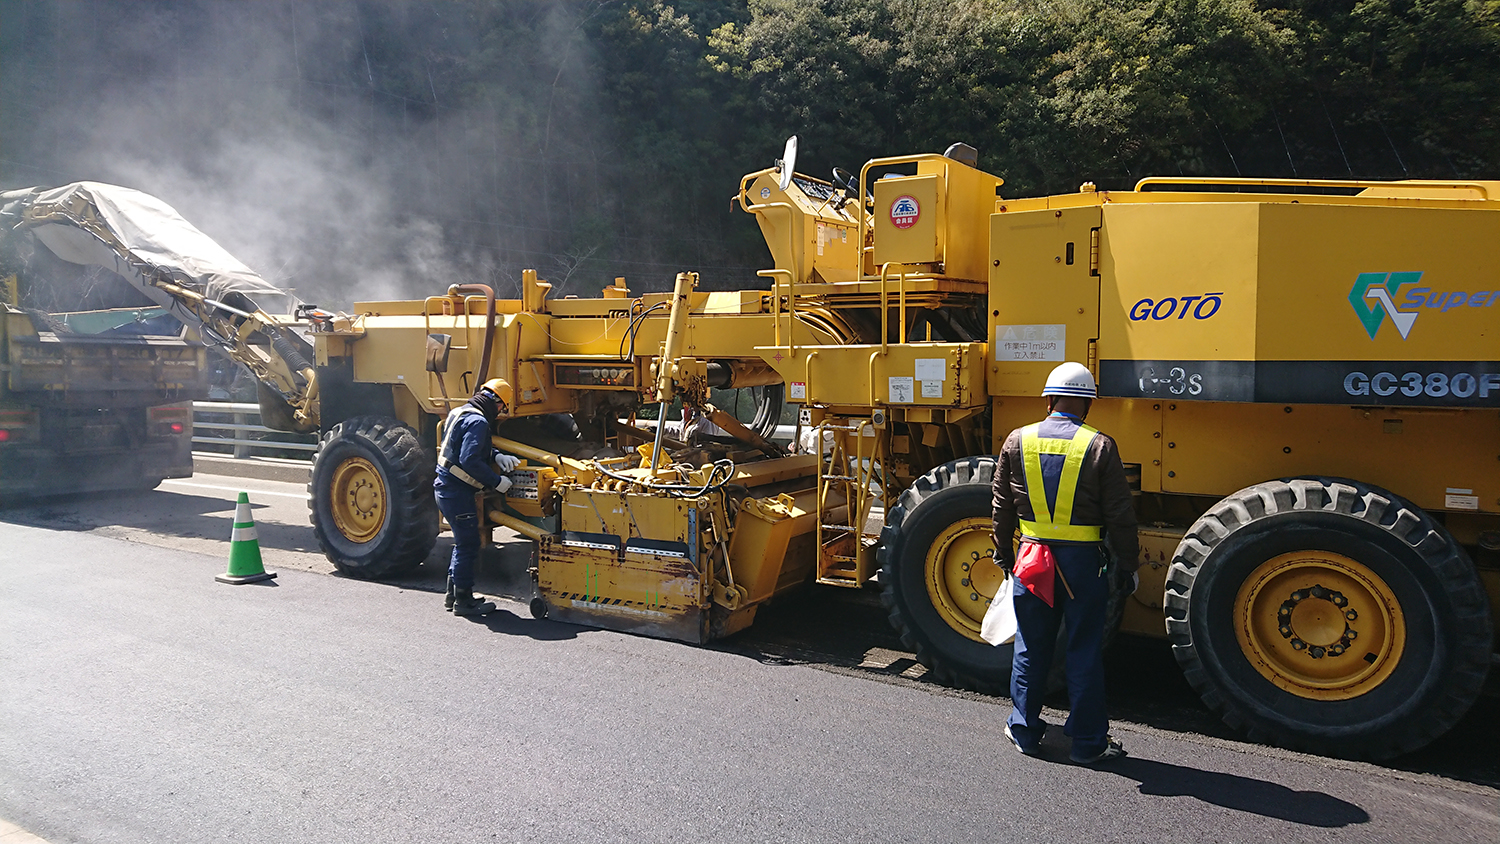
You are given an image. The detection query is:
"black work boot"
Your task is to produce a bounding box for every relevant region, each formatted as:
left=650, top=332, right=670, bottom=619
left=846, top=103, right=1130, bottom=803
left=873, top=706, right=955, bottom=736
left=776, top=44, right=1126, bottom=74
left=444, top=577, right=457, bottom=612
left=452, top=590, right=496, bottom=616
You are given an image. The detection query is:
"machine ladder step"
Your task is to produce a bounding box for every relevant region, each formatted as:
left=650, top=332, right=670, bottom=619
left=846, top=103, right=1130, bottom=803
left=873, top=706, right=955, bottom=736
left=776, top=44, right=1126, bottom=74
left=816, top=555, right=864, bottom=587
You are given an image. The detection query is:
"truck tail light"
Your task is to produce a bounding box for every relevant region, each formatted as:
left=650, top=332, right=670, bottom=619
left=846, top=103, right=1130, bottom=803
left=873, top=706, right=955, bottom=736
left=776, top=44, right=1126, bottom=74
left=0, top=409, right=40, bottom=444
left=148, top=404, right=192, bottom=438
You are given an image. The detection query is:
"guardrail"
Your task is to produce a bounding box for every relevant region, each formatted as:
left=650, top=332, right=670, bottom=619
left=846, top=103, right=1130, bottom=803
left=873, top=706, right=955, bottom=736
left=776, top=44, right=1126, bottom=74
left=192, top=401, right=318, bottom=459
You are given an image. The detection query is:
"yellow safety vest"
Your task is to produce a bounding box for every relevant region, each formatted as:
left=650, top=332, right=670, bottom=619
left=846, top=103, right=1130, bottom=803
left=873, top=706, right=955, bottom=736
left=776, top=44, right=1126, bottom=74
left=1018, top=421, right=1103, bottom=543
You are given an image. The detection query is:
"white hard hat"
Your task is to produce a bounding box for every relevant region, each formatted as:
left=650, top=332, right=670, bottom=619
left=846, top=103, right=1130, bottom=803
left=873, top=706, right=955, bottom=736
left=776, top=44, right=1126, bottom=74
left=1042, top=362, right=1097, bottom=398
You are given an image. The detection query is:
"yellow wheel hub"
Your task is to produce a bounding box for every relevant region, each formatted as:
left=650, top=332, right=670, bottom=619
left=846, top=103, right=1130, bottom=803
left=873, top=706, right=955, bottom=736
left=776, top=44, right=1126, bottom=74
left=329, top=456, right=387, bottom=543
left=925, top=516, right=1003, bottom=642
left=1234, top=550, right=1405, bottom=701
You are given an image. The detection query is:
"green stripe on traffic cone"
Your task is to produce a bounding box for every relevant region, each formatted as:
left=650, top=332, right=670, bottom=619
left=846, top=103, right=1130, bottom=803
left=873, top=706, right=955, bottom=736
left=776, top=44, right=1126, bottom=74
left=217, top=491, right=276, bottom=584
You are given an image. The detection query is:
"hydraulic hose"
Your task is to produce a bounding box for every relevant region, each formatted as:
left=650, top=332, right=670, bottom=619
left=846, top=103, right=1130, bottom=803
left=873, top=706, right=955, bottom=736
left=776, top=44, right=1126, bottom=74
left=593, top=457, right=738, bottom=499
left=448, top=283, right=496, bottom=386
left=270, top=332, right=314, bottom=381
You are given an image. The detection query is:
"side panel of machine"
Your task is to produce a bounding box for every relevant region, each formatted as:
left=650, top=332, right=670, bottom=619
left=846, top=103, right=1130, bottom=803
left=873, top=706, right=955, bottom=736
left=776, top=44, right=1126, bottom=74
left=1097, top=201, right=1500, bottom=406
left=988, top=207, right=1103, bottom=396
left=345, top=312, right=576, bottom=421
left=1096, top=202, right=1260, bottom=401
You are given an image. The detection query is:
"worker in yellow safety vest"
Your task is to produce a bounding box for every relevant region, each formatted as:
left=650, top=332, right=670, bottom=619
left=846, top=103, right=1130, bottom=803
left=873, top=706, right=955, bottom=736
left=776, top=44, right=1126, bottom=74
left=991, top=361, right=1139, bottom=764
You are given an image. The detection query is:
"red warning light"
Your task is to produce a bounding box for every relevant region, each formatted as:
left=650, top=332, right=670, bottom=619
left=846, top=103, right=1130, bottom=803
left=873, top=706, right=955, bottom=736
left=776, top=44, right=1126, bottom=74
left=170, top=422, right=184, bottom=434
left=0, top=429, right=9, bottom=442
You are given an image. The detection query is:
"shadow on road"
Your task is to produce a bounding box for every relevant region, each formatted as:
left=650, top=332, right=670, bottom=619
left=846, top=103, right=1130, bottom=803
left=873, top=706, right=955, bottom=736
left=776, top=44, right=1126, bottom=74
left=0, top=488, right=330, bottom=553
left=711, top=586, right=1500, bottom=790
left=467, top=607, right=582, bottom=641
left=1105, top=756, right=1370, bottom=827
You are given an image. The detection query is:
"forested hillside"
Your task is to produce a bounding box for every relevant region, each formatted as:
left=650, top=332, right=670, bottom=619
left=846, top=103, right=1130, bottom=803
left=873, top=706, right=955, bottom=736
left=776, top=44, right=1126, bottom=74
left=2, top=0, right=1495, bottom=304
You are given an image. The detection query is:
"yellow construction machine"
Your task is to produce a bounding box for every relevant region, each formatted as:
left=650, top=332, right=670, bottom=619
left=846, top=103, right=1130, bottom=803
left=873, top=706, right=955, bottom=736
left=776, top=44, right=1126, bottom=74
left=18, top=146, right=1496, bottom=761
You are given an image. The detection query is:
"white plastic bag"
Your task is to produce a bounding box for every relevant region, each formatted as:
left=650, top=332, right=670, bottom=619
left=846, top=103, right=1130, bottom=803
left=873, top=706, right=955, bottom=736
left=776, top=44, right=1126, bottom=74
left=981, top=573, right=1017, bottom=646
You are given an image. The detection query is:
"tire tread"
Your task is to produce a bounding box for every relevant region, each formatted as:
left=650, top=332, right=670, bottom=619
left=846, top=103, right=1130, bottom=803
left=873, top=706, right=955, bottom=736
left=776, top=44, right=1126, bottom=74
left=1165, top=475, right=1492, bottom=760
left=308, top=415, right=438, bottom=579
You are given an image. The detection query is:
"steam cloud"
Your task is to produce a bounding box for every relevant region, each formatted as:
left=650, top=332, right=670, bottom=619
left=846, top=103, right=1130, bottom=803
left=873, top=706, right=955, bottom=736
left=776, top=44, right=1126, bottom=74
left=1, top=1, right=621, bottom=311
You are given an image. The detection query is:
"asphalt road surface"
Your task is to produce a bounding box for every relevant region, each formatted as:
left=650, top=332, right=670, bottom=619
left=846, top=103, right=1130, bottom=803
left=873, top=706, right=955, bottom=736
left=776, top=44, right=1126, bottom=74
left=2, top=471, right=1497, bottom=843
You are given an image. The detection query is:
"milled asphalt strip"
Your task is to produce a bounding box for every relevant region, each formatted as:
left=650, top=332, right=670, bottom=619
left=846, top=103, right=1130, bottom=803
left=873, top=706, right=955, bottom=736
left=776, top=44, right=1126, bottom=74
left=0, top=818, right=50, bottom=843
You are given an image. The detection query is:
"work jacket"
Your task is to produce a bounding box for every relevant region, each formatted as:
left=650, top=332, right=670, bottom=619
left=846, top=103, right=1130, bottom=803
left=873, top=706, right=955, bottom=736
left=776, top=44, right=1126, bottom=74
left=991, top=412, right=1139, bottom=570
left=435, top=406, right=504, bottom=491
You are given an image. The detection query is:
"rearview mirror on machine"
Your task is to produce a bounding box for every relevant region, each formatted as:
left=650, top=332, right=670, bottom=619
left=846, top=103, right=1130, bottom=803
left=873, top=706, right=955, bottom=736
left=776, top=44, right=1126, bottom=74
left=425, top=333, right=452, bottom=373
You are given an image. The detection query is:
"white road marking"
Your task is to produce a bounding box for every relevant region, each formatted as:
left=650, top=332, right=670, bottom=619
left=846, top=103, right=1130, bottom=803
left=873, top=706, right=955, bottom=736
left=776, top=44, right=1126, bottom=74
left=161, top=479, right=310, bottom=501
left=1368, top=780, right=1500, bottom=824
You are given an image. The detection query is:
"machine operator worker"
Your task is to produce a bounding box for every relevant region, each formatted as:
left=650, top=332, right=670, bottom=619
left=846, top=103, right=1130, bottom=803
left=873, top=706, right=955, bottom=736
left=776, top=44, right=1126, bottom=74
left=991, top=361, right=1139, bottom=764
left=435, top=378, right=521, bottom=616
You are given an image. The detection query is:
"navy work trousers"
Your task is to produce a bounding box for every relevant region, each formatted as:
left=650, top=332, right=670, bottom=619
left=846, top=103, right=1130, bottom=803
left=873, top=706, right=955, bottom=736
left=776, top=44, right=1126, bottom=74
left=435, top=483, right=481, bottom=591
left=1006, top=542, right=1110, bottom=758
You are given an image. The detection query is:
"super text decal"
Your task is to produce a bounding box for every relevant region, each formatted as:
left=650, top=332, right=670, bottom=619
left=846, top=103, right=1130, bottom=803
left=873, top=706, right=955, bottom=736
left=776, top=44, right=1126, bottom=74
left=1349, top=271, right=1500, bottom=340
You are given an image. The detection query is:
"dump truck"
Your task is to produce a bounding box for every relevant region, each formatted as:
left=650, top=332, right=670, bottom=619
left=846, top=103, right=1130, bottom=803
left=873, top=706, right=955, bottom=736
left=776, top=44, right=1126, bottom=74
left=0, top=185, right=216, bottom=499
left=11, top=147, right=1495, bottom=761
left=0, top=301, right=204, bottom=499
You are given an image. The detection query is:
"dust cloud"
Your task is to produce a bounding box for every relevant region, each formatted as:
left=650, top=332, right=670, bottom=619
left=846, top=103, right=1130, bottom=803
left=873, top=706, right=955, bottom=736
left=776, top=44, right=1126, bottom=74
left=0, top=1, right=626, bottom=311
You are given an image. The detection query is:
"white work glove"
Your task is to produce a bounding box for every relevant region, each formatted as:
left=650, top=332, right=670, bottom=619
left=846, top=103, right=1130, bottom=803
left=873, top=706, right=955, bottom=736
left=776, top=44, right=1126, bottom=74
left=1128, top=570, right=1140, bottom=595
left=493, top=452, right=521, bottom=473
left=493, top=475, right=513, bottom=495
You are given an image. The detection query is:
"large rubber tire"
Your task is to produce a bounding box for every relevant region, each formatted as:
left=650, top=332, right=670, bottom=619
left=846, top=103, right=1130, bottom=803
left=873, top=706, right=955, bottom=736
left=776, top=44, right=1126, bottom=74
left=878, top=457, right=1012, bottom=692
left=878, top=456, right=1131, bottom=694
left=309, top=415, right=438, bottom=579
left=1166, top=476, right=1492, bottom=760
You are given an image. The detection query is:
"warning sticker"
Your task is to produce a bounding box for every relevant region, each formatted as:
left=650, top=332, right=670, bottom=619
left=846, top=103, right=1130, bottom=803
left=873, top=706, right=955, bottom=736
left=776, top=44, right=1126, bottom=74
left=1445, top=487, right=1480, bottom=510
left=914, top=358, right=947, bottom=382
left=995, top=324, right=1066, bottom=362
left=888, top=376, right=915, bottom=403
left=920, top=380, right=943, bottom=398
left=890, top=195, right=920, bottom=229
left=789, top=381, right=807, bottom=400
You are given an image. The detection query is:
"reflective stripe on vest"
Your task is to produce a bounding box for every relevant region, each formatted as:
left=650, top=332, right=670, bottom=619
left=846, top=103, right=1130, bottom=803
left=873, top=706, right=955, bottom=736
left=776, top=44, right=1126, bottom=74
left=437, top=406, right=485, bottom=489
left=1018, top=421, right=1103, bottom=543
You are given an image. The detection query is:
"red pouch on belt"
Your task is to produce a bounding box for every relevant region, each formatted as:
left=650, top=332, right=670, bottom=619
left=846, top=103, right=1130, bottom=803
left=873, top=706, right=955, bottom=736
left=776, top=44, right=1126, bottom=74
left=1014, top=541, right=1057, bottom=607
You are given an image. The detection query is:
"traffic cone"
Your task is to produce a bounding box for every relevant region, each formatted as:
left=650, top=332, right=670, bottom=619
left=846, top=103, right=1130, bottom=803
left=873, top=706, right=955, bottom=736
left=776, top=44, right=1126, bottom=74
left=216, top=492, right=276, bottom=584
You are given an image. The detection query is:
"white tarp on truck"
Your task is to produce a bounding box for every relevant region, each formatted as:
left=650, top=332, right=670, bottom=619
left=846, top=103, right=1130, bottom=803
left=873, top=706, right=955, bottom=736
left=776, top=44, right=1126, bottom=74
left=0, top=181, right=295, bottom=322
